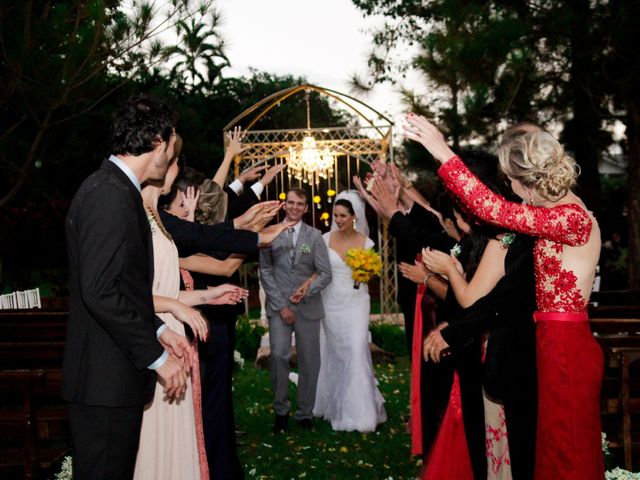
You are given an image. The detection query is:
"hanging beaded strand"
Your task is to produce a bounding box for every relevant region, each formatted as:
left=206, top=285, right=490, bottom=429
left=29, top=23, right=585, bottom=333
left=146, top=206, right=173, bottom=242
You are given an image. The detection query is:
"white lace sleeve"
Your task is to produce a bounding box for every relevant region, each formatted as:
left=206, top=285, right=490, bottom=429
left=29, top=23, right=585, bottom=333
left=365, top=237, right=374, bottom=249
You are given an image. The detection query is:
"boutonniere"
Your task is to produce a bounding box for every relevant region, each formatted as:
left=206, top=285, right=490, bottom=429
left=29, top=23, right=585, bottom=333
left=499, top=233, right=516, bottom=248
left=450, top=243, right=462, bottom=257
left=299, top=244, right=311, bottom=254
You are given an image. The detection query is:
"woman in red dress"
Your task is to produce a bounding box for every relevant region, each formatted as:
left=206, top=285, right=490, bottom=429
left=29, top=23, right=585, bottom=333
left=405, top=115, right=604, bottom=480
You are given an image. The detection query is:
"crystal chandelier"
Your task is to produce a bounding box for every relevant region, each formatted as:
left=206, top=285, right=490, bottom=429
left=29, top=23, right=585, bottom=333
left=287, top=90, right=335, bottom=184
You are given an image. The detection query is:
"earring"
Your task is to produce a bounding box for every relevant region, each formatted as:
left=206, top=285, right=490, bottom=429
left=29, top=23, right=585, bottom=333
left=353, top=218, right=357, bottom=230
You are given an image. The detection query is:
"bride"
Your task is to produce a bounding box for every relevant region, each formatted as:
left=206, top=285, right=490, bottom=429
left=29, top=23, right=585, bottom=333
left=313, top=191, right=387, bottom=432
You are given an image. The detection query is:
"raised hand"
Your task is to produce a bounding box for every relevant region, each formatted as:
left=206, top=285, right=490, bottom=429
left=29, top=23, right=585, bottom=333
left=403, top=114, right=456, bottom=164
left=233, top=201, right=281, bottom=230
left=170, top=301, right=209, bottom=341
left=398, top=260, right=429, bottom=285
left=258, top=221, right=295, bottom=247
left=260, top=163, right=287, bottom=187
left=370, top=177, right=401, bottom=220
left=226, top=126, right=251, bottom=159
left=156, top=352, right=188, bottom=402
left=239, top=165, right=269, bottom=184
left=251, top=202, right=283, bottom=232
left=183, top=186, right=200, bottom=222
left=353, top=175, right=383, bottom=217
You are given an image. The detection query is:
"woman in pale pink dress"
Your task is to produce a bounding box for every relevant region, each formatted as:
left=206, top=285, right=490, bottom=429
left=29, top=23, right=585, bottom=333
left=134, top=137, right=247, bottom=480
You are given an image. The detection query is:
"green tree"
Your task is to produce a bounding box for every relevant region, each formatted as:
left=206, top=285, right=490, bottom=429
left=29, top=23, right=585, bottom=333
left=353, top=0, right=640, bottom=288
left=164, top=3, right=230, bottom=92
left=0, top=0, right=204, bottom=208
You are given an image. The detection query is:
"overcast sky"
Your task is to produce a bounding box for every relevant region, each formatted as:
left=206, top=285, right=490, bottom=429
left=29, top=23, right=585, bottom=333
left=215, top=0, right=418, bottom=128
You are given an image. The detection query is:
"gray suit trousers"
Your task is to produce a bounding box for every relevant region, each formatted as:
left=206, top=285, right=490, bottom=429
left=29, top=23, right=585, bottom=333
left=269, top=311, right=320, bottom=420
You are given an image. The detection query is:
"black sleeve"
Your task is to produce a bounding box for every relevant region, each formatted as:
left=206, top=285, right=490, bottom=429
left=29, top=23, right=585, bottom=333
left=159, top=209, right=258, bottom=257
left=226, top=186, right=260, bottom=219
left=389, top=211, right=454, bottom=253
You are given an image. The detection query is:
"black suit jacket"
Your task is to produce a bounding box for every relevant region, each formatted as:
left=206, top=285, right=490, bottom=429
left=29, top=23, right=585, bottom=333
left=159, top=210, right=258, bottom=258
left=225, top=185, right=260, bottom=220
left=62, top=160, right=165, bottom=407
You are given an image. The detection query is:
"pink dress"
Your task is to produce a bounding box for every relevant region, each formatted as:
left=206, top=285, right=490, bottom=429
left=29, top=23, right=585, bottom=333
left=439, top=156, right=604, bottom=480
left=133, top=215, right=204, bottom=480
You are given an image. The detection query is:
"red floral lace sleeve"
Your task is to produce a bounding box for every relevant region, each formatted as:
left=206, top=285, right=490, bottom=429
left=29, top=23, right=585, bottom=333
left=438, top=156, right=592, bottom=246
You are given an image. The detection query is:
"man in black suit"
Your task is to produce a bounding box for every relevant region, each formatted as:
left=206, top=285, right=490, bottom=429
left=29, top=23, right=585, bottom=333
left=63, top=96, right=192, bottom=480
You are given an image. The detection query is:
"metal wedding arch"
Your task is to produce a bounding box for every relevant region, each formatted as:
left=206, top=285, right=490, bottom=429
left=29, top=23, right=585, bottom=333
left=223, top=84, right=400, bottom=317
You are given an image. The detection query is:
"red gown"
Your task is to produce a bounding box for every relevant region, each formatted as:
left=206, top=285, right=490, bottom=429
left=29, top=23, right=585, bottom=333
left=438, top=156, right=604, bottom=480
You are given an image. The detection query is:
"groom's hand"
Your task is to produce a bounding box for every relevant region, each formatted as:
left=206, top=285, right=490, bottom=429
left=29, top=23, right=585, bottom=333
left=280, top=307, right=296, bottom=325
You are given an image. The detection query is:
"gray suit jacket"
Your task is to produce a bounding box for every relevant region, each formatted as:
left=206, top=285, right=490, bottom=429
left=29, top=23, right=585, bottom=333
left=259, top=222, right=332, bottom=320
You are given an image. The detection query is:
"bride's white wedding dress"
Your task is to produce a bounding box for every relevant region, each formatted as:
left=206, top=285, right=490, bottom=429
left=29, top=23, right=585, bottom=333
left=313, top=232, right=387, bottom=432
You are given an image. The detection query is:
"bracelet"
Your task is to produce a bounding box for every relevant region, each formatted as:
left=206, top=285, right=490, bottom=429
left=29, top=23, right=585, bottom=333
left=423, top=273, right=434, bottom=286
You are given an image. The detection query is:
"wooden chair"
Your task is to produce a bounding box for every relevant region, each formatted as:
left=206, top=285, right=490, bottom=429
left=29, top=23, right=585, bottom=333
left=591, top=317, right=640, bottom=470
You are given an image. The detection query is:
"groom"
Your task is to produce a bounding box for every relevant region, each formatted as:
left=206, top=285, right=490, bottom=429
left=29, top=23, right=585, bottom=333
left=259, top=188, right=331, bottom=433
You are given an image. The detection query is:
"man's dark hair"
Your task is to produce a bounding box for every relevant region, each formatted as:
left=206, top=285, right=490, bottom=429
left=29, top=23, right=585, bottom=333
left=111, top=95, right=177, bottom=156
left=287, top=188, right=309, bottom=203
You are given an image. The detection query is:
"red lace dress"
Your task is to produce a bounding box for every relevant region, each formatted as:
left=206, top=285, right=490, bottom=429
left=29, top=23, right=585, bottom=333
left=439, top=156, right=604, bottom=480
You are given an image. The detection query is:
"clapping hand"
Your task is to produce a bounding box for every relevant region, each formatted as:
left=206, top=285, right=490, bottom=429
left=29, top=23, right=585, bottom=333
left=421, top=247, right=463, bottom=278
left=398, top=260, right=429, bottom=285
left=251, top=202, right=283, bottom=232
left=403, top=114, right=456, bottom=164
left=370, top=177, right=401, bottom=220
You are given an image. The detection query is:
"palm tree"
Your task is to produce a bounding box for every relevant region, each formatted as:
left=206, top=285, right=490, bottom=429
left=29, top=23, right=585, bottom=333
left=165, top=7, right=229, bottom=92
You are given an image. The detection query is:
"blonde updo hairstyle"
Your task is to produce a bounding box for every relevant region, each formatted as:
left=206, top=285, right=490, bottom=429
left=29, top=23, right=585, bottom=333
left=498, top=131, right=579, bottom=203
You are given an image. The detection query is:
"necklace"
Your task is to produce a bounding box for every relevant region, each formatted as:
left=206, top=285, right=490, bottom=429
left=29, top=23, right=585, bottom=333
left=146, top=206, right=173, bottom=242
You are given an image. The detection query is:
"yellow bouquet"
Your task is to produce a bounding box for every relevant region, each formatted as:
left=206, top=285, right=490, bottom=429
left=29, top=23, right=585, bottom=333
left=345, top=247, right=383, bottom=289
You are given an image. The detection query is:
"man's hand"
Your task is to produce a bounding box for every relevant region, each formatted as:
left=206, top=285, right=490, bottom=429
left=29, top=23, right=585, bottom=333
left=258, top=221, right=295, bottom=247
left=225, top=126, right=251, bottom=159
left=280, top=306, right=296, bottom=325
left=239, top=165, right=268, bottom=184
left=156, top=352, right=188, bottom=402
left=159, top=327, right=196, bottom=369
left=260, top=163, right=287, bottom=187
left=423, top=329, right=451, bottom=363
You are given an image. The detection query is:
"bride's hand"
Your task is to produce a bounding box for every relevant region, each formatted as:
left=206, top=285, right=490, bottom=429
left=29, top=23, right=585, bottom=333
left=403, top=114, right=456, bottom=164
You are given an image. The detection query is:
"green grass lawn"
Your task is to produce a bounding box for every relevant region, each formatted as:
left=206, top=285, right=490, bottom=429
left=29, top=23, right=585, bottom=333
left=233, top=356, right=421, bottom=480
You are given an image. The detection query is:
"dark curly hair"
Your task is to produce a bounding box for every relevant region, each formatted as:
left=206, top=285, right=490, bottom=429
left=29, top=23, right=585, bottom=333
left=111, top=95, right=177, bottom=156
